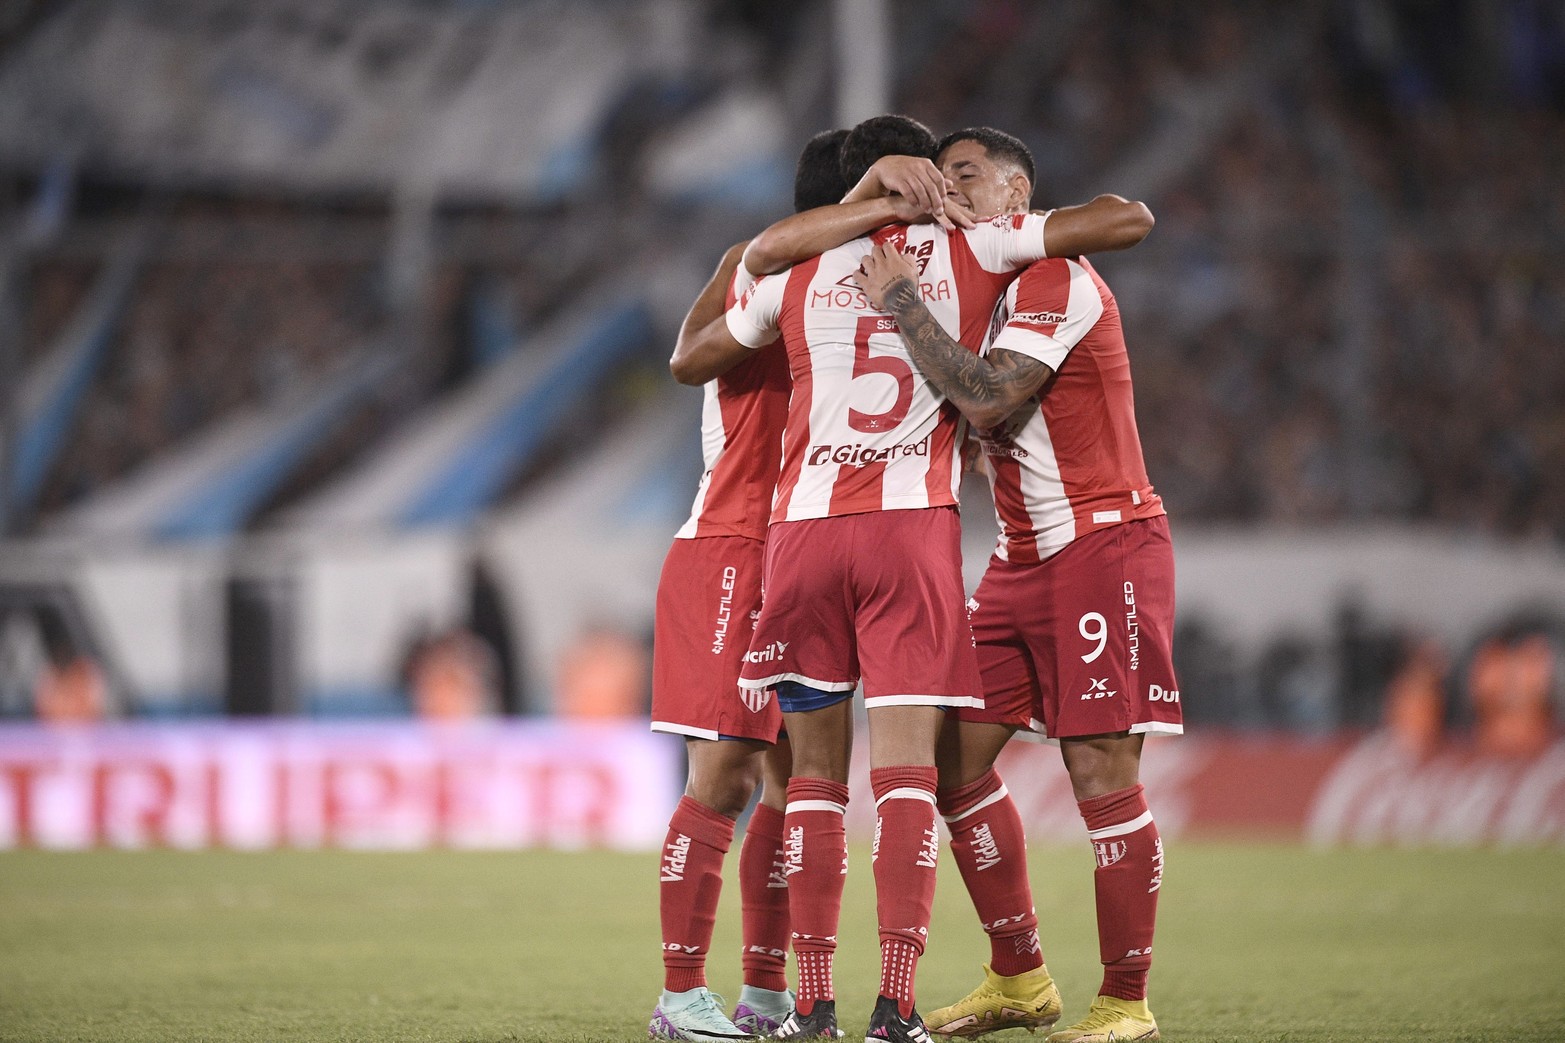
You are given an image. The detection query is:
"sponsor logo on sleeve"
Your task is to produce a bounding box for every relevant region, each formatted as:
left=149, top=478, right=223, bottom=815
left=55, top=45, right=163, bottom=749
left=1010, top=310, right=1068, bottom=326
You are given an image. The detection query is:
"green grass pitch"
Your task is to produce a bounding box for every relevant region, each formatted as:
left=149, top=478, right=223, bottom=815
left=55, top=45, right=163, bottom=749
left=2, top=843, right=1562, bottom=1042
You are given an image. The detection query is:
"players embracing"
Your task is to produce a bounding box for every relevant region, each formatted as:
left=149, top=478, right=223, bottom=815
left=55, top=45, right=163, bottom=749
left=853, top=127, right=1177, bottom=1043
left=656, top=114, right=1179, bottom=1043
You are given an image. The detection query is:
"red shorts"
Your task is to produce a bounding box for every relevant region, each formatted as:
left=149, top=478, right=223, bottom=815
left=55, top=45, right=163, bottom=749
left=651, top=536, right=782, bottom=742
left=958, top=516, right=1183, bottom=741
left=739, top=507, right=982, bottom=709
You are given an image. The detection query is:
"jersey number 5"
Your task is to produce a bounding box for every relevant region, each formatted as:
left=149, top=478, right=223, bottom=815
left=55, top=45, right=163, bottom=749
left=848, top=315, right=915, bottom=433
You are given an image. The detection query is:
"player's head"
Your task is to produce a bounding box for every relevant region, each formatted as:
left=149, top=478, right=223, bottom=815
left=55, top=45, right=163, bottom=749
left=935, top=127, right=1035, bottom=219
left=793, top=128, right=850, bottom=212
left=838, top=114, right=939, bottom=188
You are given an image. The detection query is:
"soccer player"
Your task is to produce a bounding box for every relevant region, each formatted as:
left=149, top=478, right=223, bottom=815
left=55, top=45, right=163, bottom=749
left=649, top=129, right=856, bottom=1043
left=673, top=114, right=1075, bottom=1043
left=653, top=129, right=959, bottom=1042
left=852, top=127, right=1177, bottom=1043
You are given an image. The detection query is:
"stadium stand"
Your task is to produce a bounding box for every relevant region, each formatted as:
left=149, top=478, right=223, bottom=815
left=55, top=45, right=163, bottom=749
left=0, top=0, right=1561, bottom=737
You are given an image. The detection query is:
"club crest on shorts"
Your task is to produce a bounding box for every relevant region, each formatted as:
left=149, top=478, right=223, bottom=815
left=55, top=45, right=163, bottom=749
left=741, top=687, right=771, bottom=713
left=1094, top=839, right=1128, bottom=868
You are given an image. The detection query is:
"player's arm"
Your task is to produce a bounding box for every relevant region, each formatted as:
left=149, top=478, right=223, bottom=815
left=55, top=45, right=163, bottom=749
left=852, top=243, right=1052, bottom=431
left=741, top=196, right=913, bottom=278
left=669, top=241, right=755, bottom=385
left=1040, top=194, right=1154, bottom=257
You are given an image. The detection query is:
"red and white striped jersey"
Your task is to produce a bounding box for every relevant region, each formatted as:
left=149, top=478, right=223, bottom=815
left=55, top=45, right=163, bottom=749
left=976, top=256, right=1165, bottom=563
left=726, top=214, right=1050, bottom=523
left=675, top=266, right=792, bottom=541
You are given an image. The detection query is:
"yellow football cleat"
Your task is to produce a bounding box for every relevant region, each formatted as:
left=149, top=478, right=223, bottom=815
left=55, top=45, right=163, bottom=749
left=923, top=964, right=1062, bottom=1037
left=1044, top=995, right=1158, bottom=1043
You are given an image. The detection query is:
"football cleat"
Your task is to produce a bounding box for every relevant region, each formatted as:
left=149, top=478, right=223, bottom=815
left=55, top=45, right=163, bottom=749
left=649, top=988, right=757, bottom=1042
left=1044, top=995, right=1158, bottom=1043
left=865, top=995, right=933, bottom=1043
left=924, top=963, right=1062, bottom=1037
left=735, top=986, right=796, bottom=1036
left=772, top=999, right=845, bottom=1040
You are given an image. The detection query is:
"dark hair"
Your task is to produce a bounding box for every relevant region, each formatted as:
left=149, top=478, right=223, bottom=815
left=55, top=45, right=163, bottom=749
left=838, top=114, right=939, bottom=187
left=936, top=126, right=1036, bottom=187
left=793, top=128, right=850, bottom=212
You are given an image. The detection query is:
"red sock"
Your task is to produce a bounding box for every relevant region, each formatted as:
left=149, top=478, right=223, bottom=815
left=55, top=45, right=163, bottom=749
left=870, top=765, right=940, bottom=1018
left=938, top=767, right=1042, bottom=976
left=785, top=777, right=849, bottom=1015
left=1077, top=784, right=1162, bottom=1001
left=660, top=795, right=736, bottom=993
left=739, top=802, right=790, bottom=992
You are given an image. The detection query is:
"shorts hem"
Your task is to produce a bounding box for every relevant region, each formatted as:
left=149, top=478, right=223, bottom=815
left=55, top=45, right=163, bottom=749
left=650, top=721, right=720, bottom=740
left=864, top=694, right=982, bottom=709
left=651, top=720, right=779, bottom=743
left=740, top=672, right=857, bottom=692
left=1007, top=717, right=1053, bottom=745
left=1034, top=719, right=1185, bottom=745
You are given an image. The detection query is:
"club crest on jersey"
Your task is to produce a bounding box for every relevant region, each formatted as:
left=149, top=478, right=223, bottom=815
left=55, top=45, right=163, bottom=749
left=741, top=687, right=771, bottom=713
left=1094, top=839, right=1128, bottom=868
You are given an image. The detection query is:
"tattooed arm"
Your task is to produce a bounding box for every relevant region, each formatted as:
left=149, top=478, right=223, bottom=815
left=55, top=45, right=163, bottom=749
left=851, top=243, right=1053, bottom=431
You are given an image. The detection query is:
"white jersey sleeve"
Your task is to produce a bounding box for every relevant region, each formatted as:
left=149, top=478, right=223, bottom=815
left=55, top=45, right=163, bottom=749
left=988, top=258, right=1105, bottom=371
left=725, top=271, right=785, bottom=349
left=961, top=212, right=1051, bottom=274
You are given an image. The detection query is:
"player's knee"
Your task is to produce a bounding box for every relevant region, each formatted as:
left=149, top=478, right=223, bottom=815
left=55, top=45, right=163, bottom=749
left=789, top=746, right=849, bottom=784
left=686, top=753, right=762, bottom=817
left=687, top=772, right=758, bottom=818
left=1060, top=735, right=1142, bottom=800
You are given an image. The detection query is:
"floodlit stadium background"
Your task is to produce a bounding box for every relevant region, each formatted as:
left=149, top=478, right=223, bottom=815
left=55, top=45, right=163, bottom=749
left=0, top=0, right=1562, bottom=849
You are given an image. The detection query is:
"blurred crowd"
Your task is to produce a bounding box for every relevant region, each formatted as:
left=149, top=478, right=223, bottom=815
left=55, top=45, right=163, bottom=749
left=5, top=0, right=1563, bottom=739
left=896, top=0, right=1565, bottom=541
left=22, top=197, right=580, bottom=520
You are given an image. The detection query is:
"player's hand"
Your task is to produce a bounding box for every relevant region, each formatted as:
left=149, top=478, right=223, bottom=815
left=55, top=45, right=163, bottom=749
left=851, top=242, right=920, bottom=310
left=888, top=191, right=980, bottom=230
left=866, top=156, right=962, bottom=229
left=944, top=197, right=978, bottom=229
